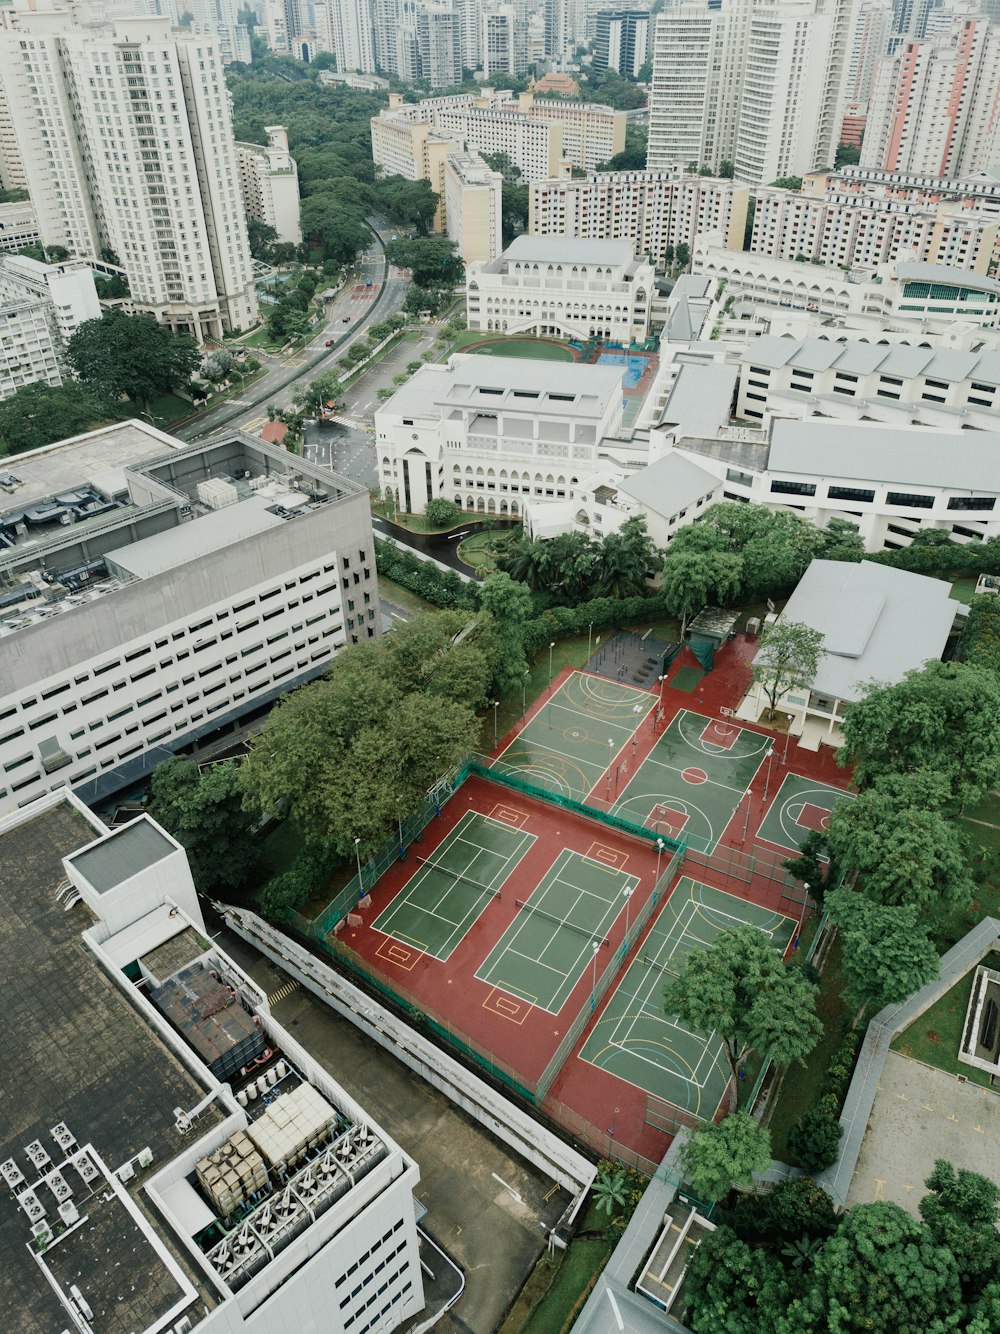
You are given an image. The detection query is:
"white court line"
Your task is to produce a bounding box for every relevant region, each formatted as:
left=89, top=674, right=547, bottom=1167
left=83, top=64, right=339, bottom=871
left=675, top=710, right=772, bottom=760
left=503, top=944, right=566, bottom=978
left=546, top=697, right=638, bottom=737
left=630, top=750, right=747, bottom=795
left=499, top=735, right=609, bottom=779
left=604, top=897, right=703, bottom=1050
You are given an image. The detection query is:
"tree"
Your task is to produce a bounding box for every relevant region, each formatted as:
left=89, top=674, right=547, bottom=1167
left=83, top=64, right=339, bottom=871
left=375, top=175, right=438, bottom=233
left=386, top=236, right=464, bottom=287
left=920, top=1160, right=1000, bottom=1297
left=787, top=1103, right=843, bottom=1172
left=500, top=183, right=529, bottom=245
left=479, top=570, right=533, bottom=696
left=825, top=887, right=939, bottom=1024
left=680, top=1113, right=772, bottom=1202
left=718, top=159, right=735, bottom=178
left=839, top=661, right=1000, bottom=810
left=819, top=516, right=866, bottom=563
left=300, top=196, right=370, bottom=263
left=298, top=370, right=342, bottom=417
left=202, top=350, right=234, bottom=383
left=247, top=218, right=279, bottom=260
left=661, top=536, right=742, bottom=635
left=595, top=145, right=648, bottom=171
left=782, top=828, right=837, bottom=906
left=752, top=619, right=824, bottom=721
left=675, top=242, right=691, bottom=270
left=662, top=927, right=823, bottom=1113
left=597, top=516, right=658, bottom=598
left=769, top=176, right=803, bottom=190
left=683, top=1225, right=792, bottom=1334
left=0, top=381, right=114, bottom=455
left=66, top=310, right=201, bottom=413
left=424, top=497, right=460, bottom=526
left=592, top=1164, right=629, bottom=1216
left=835, top=141, right=861, bottom=167
left=481, top=150, right=522, bottom=183
left=149, top=757, right=258, bottom=893
left=826, top=770, right=978, bottom=913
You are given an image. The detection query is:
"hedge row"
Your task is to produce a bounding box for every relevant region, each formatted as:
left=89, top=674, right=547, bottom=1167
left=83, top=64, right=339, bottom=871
left=786, top=1028, right=862, bottom=1172
left=374, top=538, right=478, bottom=610
left=960, top=594, right=1000, bottom=675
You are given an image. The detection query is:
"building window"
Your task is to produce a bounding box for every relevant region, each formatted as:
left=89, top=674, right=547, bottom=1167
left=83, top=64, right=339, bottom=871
left=886, top=491, right=934, bottom=509
left=770, top=479, right=816, bottom=496
left=947, top=496, right=995, bottom=512
left=827, top=485, right=875, bottom=503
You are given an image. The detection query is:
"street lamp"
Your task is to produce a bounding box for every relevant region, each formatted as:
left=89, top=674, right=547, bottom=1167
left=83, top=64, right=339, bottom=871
left=522, top=670, right=530, bottom=717
left=631, top=702, right=643, bottom=752
left=491, top=698, right=499, bottom=746
left=396, top=798, right=404, bottom=859
left=794, top=883, right=810, bottom=950
left=588, top=621, right=594, bottom=659
left=590, top=940, right=601, bottom=1011
left=783, top=714, right=794, bottom=763
left=548, top=641, right=555, bottom=690
left=606, top=738, right=615, bottom=797
left=354, top=836, right=363, bottom=895
left=622, top=886, right=634, bottom=951
left=763, top=746, right=776, bottom=802
left=655, top=835, right=665, bottom=889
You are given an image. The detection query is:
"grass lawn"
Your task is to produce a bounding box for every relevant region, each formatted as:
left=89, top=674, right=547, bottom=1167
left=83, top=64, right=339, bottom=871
left=767, top=936, right=851, bottom=1164
left=964, top=790, right=1000, bottom=825
left=891, top=951, right=1000, bottom=1089
left=370, top=504, right=460, bottom=534
left=507, top=1198, right=613, bottom=1334
left=377, top=576, right=440, bottom=616
left=950, top=577, right=980, bottom=604
left=450, top=331, right=576, bottom=361
left=242, top=326, right=285, bottom=352
left=145, top=392, right=194, bottom=426
left=457, top=529, right=518, bottom=572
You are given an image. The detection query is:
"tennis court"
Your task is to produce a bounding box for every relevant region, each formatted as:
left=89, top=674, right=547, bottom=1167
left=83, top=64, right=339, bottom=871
left=496, top=671, right=655, bottom=802
left=756, top=773, right=854, bottom=853
left=370, top=810, right=535, bottom=961
left=475, top=847, right=640, bottom=1014
left=579, top=878, right=795, bottom=1117
left=611, top=709, right=771, bottom=853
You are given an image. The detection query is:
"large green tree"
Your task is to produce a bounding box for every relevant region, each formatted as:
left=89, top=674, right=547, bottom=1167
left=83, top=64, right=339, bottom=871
left=386, top=236, right=464, bottom=287
left=0, top=381, right=114, bottom=455
left=825, top=887, right=939, bottom=1024
left=920, top=1160, right=1000, bottom=1298
left=662, top=926, right=823, bottom=1113
left=479, top=571, right=533, bottom=696
left=66, top=310, right=200, bottom=413
left=751, top=619, right=824, bottom=720
left=839, top=661, right=1000, bottom=809
left=300, top=197, right=371, bottom=264
left=149, top=757, right=258, bottom=893
left=682, top=1225, right=791, bottom=1334
left=375, top=175, right=438, bottom=232
left=680, top=1112, right=772, bottom=1202
left=826, top=770, right=978, bottom=913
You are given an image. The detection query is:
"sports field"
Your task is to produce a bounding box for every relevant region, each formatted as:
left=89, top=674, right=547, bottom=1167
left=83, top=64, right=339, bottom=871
left=755, top=773, right=854, bottom=852
left=611, top=709, right=772, bottom=853
left=495, top=672, right=656, bottom=802
left=370, top=810, right=535, bottom=960
left=475, top=847, right=640, bottom=1014
left=579, top=878, right=795, bottom=1117
left=451, top=333, right=575, bottom=361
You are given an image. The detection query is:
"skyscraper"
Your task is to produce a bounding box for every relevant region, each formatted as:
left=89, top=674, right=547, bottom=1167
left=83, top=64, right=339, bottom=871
left=593, top=9, right=651, bottom=76
left=0, top=0, right=258, bottom=339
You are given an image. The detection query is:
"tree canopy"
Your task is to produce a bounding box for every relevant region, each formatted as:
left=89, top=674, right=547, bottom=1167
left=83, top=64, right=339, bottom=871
left=66, top=310, right=201, bottom=412
left=751, top=619, right=824, bottom=720
left=149, top=756, right=258, bottom=893
left=680, top=1112, right=772, bottom=1202
left=825, top=887, right=939, bottom=1021
left=663, top=926, right=822, bottom=1113
left=0, top=380, right=115, bottom=455
left=386, top=236, right=464, bottom=287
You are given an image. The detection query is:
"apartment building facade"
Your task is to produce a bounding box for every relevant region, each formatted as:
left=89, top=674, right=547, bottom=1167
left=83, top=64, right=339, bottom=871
left=376, top=354, right=626, bottom=515
left=444, top=152, right=503, bottom=264
left=466, top=235, right=654, bottom=341
left=529, top=170, right=749, bottom=268
left=0, top=2, right=258, bottom=340
left=593, top=9, right=651, bottom=76
left=0, top=423, right=378, bottom=815
left=235, top=126, right=301, bottom=247
left=482, top=5, right=530, bottom=76
left=647, top=0, right=854, bottom=186
left=0, top=254, right=100, bottom=401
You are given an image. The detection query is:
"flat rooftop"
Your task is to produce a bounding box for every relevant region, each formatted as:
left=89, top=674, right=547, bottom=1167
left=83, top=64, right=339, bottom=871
left=380, top=353, right=624, bottom=420
left=68, top=817, right=175, bottom=894
left=500, top=235, right=636, bottom=267
left=0, top=801, right=223, bottom=1334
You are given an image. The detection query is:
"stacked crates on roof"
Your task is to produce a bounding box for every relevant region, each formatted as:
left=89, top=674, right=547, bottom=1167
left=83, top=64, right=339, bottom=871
left=246, top=1084, right=338, bottom=1172
left=196, top=1131, right=268, bottom=1219
left=150, top=963, right=266, bottom=1083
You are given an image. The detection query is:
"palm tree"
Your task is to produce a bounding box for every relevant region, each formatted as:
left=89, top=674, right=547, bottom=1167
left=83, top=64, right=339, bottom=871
left=593, top=1166, right=629, bottom=1217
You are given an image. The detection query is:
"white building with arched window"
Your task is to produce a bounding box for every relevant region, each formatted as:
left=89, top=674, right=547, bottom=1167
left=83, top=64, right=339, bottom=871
left=465, top=237, right=654, bottom=343
left=374, top=354, right=626, bottom=516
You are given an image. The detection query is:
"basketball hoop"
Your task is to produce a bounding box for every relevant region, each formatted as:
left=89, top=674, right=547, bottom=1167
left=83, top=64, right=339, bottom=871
left=716, top=705, right=736, bottom=738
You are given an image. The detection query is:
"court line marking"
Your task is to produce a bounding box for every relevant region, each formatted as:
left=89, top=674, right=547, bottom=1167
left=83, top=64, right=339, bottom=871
left=499, top=734, right=609, bottom=777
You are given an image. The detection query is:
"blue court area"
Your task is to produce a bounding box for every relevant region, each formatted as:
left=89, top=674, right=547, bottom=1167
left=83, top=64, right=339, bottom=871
left=596, top=352, right=646, bottom=388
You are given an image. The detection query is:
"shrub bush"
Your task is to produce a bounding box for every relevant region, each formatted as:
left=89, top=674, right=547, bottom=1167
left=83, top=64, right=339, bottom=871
left=787, top=1099, right=843, bottom=1172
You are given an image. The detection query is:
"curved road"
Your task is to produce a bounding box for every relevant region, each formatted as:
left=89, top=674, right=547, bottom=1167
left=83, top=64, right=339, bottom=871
left=179, top=217, right=410, bottom=442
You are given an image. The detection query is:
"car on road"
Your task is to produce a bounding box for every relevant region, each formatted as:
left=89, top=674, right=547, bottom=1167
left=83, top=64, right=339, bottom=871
left=324, top=339, right=334, bottom=346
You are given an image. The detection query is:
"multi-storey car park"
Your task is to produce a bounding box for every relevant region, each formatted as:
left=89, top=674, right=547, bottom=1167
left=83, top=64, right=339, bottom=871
left=0, top=421, right=379, bottom=817
left=0, top=791, right=424, bottom=1334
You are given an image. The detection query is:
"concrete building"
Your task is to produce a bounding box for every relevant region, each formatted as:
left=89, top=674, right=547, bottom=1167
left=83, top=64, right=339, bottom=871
left=647, top=0, right=855, bottom=186
left=0, top=81, right=26, bottom=191
left=444, top=152, right=503, bottom=264
left=235, top=126, right=302, bottom=248
left=0, top=198, right=40, bottom=254
left=482, top=3, right=530, bottom=76
left=751, top=175, right=1000, bottom=273
left=0, top=790, right=424, bottom=1334
left=184, top=0, right=253, bottom=65
left=314, top=0, right=378, bottom=73
left=529, top=169, right=749, bottom=269
left=593, top=8, right=650, bottom=76
left=466, top=235, right=655, bottom=341
left=693, top=242, right=1000, bottom=329
left=0, top=1, right=258, bottom=341
left=416, top=3, right=463, bottom=87
left=862, top=17, right=1000, bottom=176
left=375, top=353, right=627, bottom=515
left=739, top=559, right=963, bottom=746
left=522, top=94, right=626, bottom=171
left=736, top=332, right=1000, bottom=431
left=844, top=0, right=893, bottom=103
left=0, top=254, right=100, bottom=401
left=0, top=421, right=379, bottom=816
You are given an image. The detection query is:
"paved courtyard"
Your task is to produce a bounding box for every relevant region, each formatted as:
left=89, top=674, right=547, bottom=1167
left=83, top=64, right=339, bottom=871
left=846, top=1050, right=1000, bottom=1215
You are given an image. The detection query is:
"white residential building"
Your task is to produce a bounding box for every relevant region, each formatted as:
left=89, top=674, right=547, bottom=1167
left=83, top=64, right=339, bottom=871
left=862, top=16, right=1000, bottom=176
left=0, top=422, right=379, bottom=815
left=647, top=0, right=855, bottom=186
left=693, top=242, right=1000, bottom=329
left=482, top=4, right=530, bottom=76
left=236, top=126, right=302, bottom=247
left=375, top=354, right=627, bottom=515
left=416, top=4, right=463, bottom=87
left=0, top=2, right=258, bottom=340
left=529, top=170, right=749, bottom=268
left=315, top=0, right=378, bottom=71
left=0, top=791, right=425, bottom=1334
left=0, top=254, right=100, bottom=401
left=184, top=0, right=252, bottom=65
left=751, top=176, right=1000, bottom=273
left=844, top=0, right=893, bottom=103
left=444, top=152, right=503, bottom=264
left=0, top=81, right=26, bottom=191
left=593, top=9, right=651, bottom=77
left=736, top=332, right=1000, bottom=430
left=466, top=235, right=655, bottom=341
left=521, top=95, right=626, bottom=171
left=0, top=198, right=41, bottom=254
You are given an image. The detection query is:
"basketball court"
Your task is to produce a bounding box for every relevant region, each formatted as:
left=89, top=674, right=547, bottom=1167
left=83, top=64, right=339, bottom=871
left=755, top=773, right=854, bottom=853
left=370, top=809, right=535, bottom=961
left=579, top=878, right=795, bottom=1118
left=475, top=847, right=640, bottom=1014
left=495, top=671, right=655, bottom=802
left=610, top=709, right=772, bottom=853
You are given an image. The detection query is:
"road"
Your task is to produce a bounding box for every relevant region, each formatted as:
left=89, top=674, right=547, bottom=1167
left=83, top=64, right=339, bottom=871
left=180, top=217, right=411, bottom=443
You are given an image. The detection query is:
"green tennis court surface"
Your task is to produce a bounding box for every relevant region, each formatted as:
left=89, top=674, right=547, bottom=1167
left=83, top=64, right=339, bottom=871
left=371, top=810, right=535, bottom=960
left=580, top=878, right=795, bottom=1117
left=756, top=773, right=854, bottom=853
left=671, top=665, right=703, bottom=693
left=475, top=848, right=640, bottom=1014
left=495, top=671, right=655, bottom=802
left=611, top=709, right=771, bottom=853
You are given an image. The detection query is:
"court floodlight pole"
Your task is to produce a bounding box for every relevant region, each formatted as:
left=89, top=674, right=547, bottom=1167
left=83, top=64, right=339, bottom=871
left=783, top=714, right=793, bottom=763
left=741, top=795, right=750, bottom=843
left=655, top=836, right=664, bottom=889
left=548, top=641, right=555, bottom=727
left=763, top=746, right=776, bottom=802
left=591, top=941, right=600, bottom=1012
left=794, top=883, right=810, bottom=950
left=631, top=702, right=642, bottom=752
left=396, top=798, right=404, bottom=859
left=354, top=836, right=363, bottom=897
left=607, top=738, right=614, bottom=799
left=588, top=621, right=593, bottom=659
left=622, top=886, right=633, bottom=953
left=492, top=699, right=499, bottom=746
left=522, top=671, right=530, bottom=717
